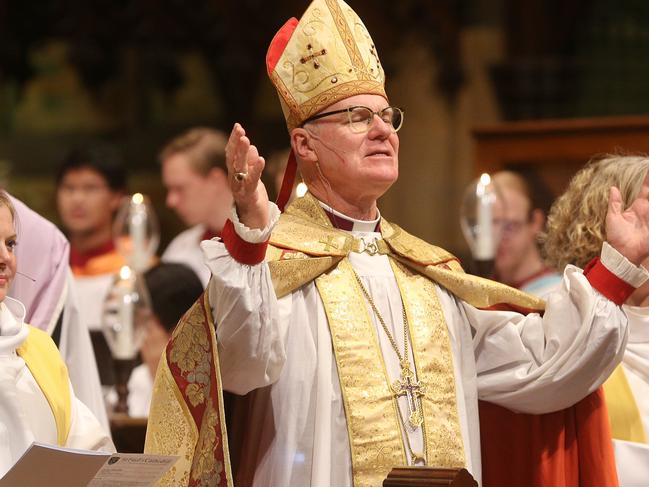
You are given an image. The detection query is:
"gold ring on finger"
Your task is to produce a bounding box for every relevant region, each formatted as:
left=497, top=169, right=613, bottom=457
left=234, top=172, right=247, bottom=182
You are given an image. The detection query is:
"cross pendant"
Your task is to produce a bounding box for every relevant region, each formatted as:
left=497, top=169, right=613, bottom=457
left=391, top=361, right=426, bottom=428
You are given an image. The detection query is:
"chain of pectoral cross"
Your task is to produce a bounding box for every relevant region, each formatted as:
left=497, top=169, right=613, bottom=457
left=352, top=269, right=427, bottom=464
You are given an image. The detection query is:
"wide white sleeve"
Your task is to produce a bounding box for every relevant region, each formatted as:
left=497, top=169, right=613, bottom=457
left=59, top=272, right=110, bottom=435
left=459, top=247, right=648, bottom=414
left=612, top=439, right=649, bottom=487
left=620, top=305, right=649, bottom=440
left=65, top=383, right=115, bottom=453
left=202, top=203, right=285, bottom=395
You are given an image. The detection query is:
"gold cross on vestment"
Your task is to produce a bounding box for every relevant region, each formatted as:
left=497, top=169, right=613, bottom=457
left=391, top=361, right=426, bottom=428
left=319, top=235, right=340, bottom=252
left=300, top=43, right=327, bottom=69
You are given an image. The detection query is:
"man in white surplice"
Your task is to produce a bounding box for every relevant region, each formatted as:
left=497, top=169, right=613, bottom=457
left=198, top=1, right=649, bottom=486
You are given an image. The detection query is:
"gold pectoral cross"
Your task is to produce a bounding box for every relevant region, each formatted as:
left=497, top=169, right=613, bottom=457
left=391, top=361, right=426, bottom=428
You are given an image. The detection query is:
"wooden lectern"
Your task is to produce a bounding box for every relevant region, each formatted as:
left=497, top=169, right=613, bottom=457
left=384, top=467, right=477, bottom=486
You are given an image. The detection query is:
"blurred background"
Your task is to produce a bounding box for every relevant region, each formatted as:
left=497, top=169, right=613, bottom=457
left=2, top=0, right=649, bottom=255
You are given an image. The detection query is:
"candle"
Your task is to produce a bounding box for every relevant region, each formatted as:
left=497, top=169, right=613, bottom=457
left=129, top=193, right=147, bottom=272
left=114, top=266, right=135, bottom=360
left=475, top=173, right=494, bottom=260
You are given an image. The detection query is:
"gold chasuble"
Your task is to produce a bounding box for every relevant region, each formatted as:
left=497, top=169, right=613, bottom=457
left=145, top=193, right=543, bottom=487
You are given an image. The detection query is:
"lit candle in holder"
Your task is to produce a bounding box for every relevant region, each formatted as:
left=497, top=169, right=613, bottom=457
left=113, top=265, right=135, bottom=360
left=475, top=173, right=495, bottom=260
left=460, top=173, right=505, bottom=276
left=129, top=193, right=147, bottom=272
left=104, top=193, right=159, bottom=414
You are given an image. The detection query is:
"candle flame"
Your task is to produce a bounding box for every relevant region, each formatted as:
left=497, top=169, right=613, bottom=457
left=132, top=193, right=144, bottom=205
left=119, top=265, right=132, bottom=280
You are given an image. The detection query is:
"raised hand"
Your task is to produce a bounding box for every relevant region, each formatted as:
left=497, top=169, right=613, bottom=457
left=606, top=184, right=649, bottom=265
left=225, top=123, right=270, bottom=230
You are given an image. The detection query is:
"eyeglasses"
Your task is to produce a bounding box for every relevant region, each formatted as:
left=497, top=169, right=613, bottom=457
left=301, top=105, right=404, bottom=133
left=495, top=219, right=529, bottom=236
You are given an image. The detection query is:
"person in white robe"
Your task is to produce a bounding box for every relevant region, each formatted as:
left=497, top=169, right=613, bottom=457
left=8, top=194, right=109, bottom=434
left=159, top=127, right=233, bottom=287
left=146, top=2, right=649, bottom=486
left=543, top=154, right=649, bottom=487
left=0, top=192, right=113, bottom=478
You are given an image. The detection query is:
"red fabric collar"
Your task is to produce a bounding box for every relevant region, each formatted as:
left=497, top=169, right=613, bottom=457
left=322, top=208, right=381, bottom=232
left=69, top=240, right=116, bottom=268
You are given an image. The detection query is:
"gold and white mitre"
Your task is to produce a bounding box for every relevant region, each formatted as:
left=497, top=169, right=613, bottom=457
left=266, top=0, right=387, bottom=130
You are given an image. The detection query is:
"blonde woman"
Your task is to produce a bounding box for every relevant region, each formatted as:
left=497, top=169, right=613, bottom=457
left=543, top=155, right=649, bottom=487
left=0, top=191, right=113, bottom=477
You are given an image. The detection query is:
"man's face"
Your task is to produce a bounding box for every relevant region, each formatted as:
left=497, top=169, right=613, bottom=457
left=57, top=167, right=122, bottom=237
left=162, top=154, right=224, bottom=227
left=494, top=187, right=540, bottom=277
left=305, top=94, right=400, bottom=203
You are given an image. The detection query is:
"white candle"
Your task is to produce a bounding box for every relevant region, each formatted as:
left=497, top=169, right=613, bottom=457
left=114, top=266, right=135, bottom=360
left=129, top=194, right=147, bottom=272
left=475, top=173, right=494, bottom=260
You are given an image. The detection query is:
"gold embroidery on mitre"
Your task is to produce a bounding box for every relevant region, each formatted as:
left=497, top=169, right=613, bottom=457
left=269, top=0, right=386, bottom=129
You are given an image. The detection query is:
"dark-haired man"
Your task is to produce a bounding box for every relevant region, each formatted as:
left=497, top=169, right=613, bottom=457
left=56, top=142, right=127, bottom=386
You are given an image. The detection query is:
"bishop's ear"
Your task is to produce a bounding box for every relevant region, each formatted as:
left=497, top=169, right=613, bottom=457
left=290, top=128, right=318, bottom=163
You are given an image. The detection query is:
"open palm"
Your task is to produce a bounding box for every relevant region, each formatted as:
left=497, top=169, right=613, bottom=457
left=606, top=186, right=649, bottom=265
left=225, top=123, right=270, bottom=230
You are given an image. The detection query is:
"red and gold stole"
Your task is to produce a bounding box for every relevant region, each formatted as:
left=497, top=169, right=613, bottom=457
left=144, top=292, right=233, bottom=487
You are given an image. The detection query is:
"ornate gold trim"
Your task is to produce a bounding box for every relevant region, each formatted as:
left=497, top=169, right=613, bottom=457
left=391, top=259, right=466, bottom=467
left=204, top=292, right=234, bottom=485
left=144, top=355, right=198, bottom=487
left=316, top=259, right=406, bottom=486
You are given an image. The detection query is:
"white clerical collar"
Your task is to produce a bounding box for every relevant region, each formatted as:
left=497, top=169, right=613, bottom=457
left=317, top=200, right=381, bottom=233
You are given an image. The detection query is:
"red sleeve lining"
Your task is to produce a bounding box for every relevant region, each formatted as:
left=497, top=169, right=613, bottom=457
left=221, top=219, right=269, bottom=265
left=583, top=257, right=635, bottom=305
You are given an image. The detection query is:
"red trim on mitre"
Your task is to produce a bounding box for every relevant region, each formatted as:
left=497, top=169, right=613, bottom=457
left=276, top=150, right=297, bottom=212
left=266, top=18, right=299, bottom=75
left=583, top=257, right=636, bottom=305
left=221, top=219, right=268, bottom=265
